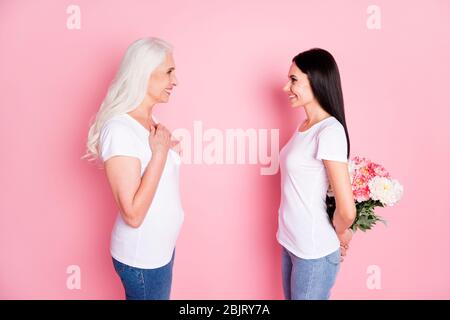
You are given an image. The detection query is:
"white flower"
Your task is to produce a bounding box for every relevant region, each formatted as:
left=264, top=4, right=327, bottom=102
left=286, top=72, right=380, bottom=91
left=368, top=176, right=404, bottom=206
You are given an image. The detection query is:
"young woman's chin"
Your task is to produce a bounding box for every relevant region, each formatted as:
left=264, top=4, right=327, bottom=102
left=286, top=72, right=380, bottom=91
left=290, top=101, right=303, bottom=108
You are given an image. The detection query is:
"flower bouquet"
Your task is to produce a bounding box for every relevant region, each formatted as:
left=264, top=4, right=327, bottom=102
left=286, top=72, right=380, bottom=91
left=326, top=156, right=404, bottom=232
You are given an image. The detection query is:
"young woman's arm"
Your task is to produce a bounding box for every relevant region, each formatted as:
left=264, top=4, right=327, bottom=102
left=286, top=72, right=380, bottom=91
left=323, top=160, right=356, bottom=255
left=104, top=124, right=172, bottom=228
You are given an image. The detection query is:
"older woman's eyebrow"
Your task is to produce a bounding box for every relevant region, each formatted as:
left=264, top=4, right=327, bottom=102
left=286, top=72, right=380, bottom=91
left=168, top=67, right=175, bottom=71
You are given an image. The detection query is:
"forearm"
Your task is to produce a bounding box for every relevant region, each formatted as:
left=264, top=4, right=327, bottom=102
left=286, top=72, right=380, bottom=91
left=333, top=207, right=356, bottom=234
left=129, top=151, right=167, bottom=227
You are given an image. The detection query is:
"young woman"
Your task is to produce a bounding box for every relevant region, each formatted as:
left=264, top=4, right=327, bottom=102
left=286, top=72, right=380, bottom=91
left=277, top=48, right=356, bottom=300
left=83, top=37, right=184, bottom=300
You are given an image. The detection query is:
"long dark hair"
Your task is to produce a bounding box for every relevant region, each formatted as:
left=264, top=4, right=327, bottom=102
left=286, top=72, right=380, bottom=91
left=292, top=48, right=350, bottom=158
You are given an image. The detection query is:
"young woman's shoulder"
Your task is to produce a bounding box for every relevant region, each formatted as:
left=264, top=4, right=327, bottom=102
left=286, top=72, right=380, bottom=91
left=318, top=116, right=344, bottom=134
left=316, top=117, right=348, bottom=162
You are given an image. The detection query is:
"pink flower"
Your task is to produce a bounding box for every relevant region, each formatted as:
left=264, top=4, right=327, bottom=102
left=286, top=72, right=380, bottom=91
left=351, top=173, right=370, bottom=202
left=352, top=171, right=369, bottom=187
left=347, top=156, right=396, bottom=203
left=353, top=186, right=371, bottom=202
left=357, top=165, right=374, bottom=179
left=352, top=156, right=370, bottom=168
left=369, top=162, right=390, bottom=178
left=330, top=155, right=403, bottom=232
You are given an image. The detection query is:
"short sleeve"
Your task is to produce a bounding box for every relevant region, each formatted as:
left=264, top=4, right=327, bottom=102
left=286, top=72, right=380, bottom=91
left=316, top=124, right=348, bottom=163
left=100, top=122, right=140, bottom=162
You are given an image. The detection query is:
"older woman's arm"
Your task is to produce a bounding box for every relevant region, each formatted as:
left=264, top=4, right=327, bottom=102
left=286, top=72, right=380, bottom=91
left=104, top=124, right=172, bottom=228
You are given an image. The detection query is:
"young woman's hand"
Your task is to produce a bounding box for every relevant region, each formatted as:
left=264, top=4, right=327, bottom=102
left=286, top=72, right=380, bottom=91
left=337, top=229, right=353, bottom=262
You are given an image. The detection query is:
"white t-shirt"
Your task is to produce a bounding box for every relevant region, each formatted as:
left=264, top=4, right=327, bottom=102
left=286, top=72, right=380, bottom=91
left=277, top=116, right=348, bottom=259
left=100, top=113, right=184, bottom=269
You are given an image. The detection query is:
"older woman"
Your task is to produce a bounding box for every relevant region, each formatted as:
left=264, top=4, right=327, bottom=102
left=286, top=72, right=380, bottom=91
left=84, top=37, right=184, bottom=300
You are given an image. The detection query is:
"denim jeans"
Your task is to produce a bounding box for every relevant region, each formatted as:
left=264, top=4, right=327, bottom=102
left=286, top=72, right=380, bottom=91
left=281, top=246, right=340, bottom=300
left=112, top=250, right=175, bottom=300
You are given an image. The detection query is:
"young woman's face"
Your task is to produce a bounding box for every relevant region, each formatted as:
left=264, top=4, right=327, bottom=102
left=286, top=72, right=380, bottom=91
left=147, top=53, right=178, bottom=104
left=283, top=63, right=315, bottom=108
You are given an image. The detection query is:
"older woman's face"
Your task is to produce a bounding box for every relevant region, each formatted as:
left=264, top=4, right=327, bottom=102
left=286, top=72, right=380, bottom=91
left=283, top=63, right=315, bottom=108
left=147, top=53, right=178, bottom=103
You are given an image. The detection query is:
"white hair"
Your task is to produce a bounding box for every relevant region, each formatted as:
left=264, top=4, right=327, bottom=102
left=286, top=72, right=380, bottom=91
left=82, top=37, right=173, bottom=162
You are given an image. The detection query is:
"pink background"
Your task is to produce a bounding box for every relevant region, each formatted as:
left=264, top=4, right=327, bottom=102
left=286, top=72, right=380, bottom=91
left=1, top=0, right=449, bottom=299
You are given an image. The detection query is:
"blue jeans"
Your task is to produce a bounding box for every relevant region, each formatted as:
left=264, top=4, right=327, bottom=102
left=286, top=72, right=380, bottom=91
left=281, top=246, right=340, bottom=300
left=112, top=250, right=175, bottom=300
